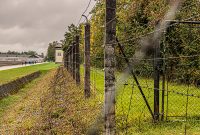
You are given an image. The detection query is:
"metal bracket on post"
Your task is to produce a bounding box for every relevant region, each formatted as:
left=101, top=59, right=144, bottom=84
left=82, top=15, right=89, bottom=23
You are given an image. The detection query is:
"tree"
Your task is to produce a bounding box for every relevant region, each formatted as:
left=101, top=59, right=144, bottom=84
left=63, top=24, right=80, bottom=51
left=25, top=51, right=37, bottom=56
left=47, top=42, right=56, bottom=61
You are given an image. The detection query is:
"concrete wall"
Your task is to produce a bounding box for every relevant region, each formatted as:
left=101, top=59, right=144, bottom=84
left=0, top=71, right=41, bottom=99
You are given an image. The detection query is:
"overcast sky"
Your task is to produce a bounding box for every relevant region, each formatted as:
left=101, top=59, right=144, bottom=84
left=0, top=0, right=96, bottom=54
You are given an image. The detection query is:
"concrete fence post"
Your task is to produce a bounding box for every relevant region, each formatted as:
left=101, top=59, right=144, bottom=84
left=72, top=43, right=76, bottom=80
left=64, top=51, right=67, bottom=69
left=154, top=40, right=161, bottom=121
left=75, top=35, right=80, bottom=85
left=84, top=23, right=91, bottom=98
left=70, top=45, right=73, bottom=75
left=66, top=49, right=69, bottom=71
left=104, top=0, right=116, bottom=134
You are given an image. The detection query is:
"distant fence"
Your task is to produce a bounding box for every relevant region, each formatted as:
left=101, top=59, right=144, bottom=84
left=0, top=71, right=41, bottom=99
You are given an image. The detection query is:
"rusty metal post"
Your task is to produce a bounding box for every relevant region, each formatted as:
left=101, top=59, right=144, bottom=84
left=105, top=0, right=116, bottom=134
left=84, top=23, right=91, bottom=98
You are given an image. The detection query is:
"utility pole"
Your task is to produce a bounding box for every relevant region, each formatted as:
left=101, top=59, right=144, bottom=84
left=75, top=35, right=80, bottom=85
left=84, top=22, right=91, bottom=98
left=105, top=0, right=116, bottom=134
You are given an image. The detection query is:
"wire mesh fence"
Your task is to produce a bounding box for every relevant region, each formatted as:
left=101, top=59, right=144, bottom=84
left=0, top=0, right=200, bottom=134
left=62, top=15, right=200, bottom=134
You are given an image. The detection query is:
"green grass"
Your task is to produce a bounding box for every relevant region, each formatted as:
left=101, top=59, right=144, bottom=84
left=0, top=63, right=59, bottom=85
left=0, top=63, right=59, bottom=117
left=0, top=73, right=45, bottom=117
left=80, top=66, right=200, bottom=134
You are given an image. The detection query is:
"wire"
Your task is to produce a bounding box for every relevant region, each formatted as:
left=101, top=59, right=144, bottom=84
left=86, top=1, right=98, bottom=22
left=76, top=0, right=92, bottom=27
left=115, top=13, right=200, bottom=45
left=116, top=54, right=200, bottom=61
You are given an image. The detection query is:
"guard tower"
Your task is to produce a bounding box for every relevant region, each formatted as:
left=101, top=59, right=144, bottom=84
left=55, top=43, right=63, bottom=63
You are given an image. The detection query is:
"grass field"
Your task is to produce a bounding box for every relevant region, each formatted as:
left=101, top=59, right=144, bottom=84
left=0, top=68, right=102, bottom=134
left=0, top=63, right=59, bottom=117
left=0, top=63, right=59, bottom=85
left=80, top=66, right=200, bottom=134
left=0, top=65, right=199, bottom=134
left=0, top=75, right=44, bottom=117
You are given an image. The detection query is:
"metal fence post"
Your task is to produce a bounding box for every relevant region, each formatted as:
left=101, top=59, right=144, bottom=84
left=105, top=0, right=116, bottom=134
left=84, top=23, right=91, bottom=98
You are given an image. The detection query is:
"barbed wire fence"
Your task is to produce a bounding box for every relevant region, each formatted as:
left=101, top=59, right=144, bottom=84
left=63, top=0, right=200, bottom=134
left=1, top=0, right=200, bottom=134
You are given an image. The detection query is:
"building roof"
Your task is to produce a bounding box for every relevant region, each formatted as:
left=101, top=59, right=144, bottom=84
left=0, top=54, right=43, bottom=58
left=55, top=43, right=63, bottom=49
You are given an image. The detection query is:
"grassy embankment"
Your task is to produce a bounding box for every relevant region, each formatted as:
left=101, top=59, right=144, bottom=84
left=0, top=63, right=59, bottom=117
left=0, top=63, right=59, bottom=85
left=80, top=66, right=200, bottom=135
left=0, top=67, right=102, bottom=134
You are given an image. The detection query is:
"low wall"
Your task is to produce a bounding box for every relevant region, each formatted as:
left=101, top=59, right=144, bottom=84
left=0, top=71, right=41, bottom=99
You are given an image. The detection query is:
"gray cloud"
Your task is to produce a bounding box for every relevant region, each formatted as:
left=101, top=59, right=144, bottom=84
left=0, top=0, right=96, bottom=54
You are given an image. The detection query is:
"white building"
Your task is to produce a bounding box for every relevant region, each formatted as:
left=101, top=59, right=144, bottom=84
left=0, top=54, right=44, bottom=63
left=55, top=43, right=64, bottom=63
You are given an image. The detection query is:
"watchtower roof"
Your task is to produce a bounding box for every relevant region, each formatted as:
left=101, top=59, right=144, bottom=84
left=55, top=43, right=63, bottom=49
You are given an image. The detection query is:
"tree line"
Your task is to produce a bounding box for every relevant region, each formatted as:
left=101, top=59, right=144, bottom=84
left=0, top=50, right=43, bottom=56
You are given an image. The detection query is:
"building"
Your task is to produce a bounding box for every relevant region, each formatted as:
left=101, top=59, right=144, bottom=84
left=0, top=54, right=44, bottom=64
left=55, top=43, right=64, bottom=63
left=28, top=54, right=44, bottom=63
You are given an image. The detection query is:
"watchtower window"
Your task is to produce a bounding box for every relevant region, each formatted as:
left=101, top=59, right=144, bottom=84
left=57, top=52, right=61, bottom=56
